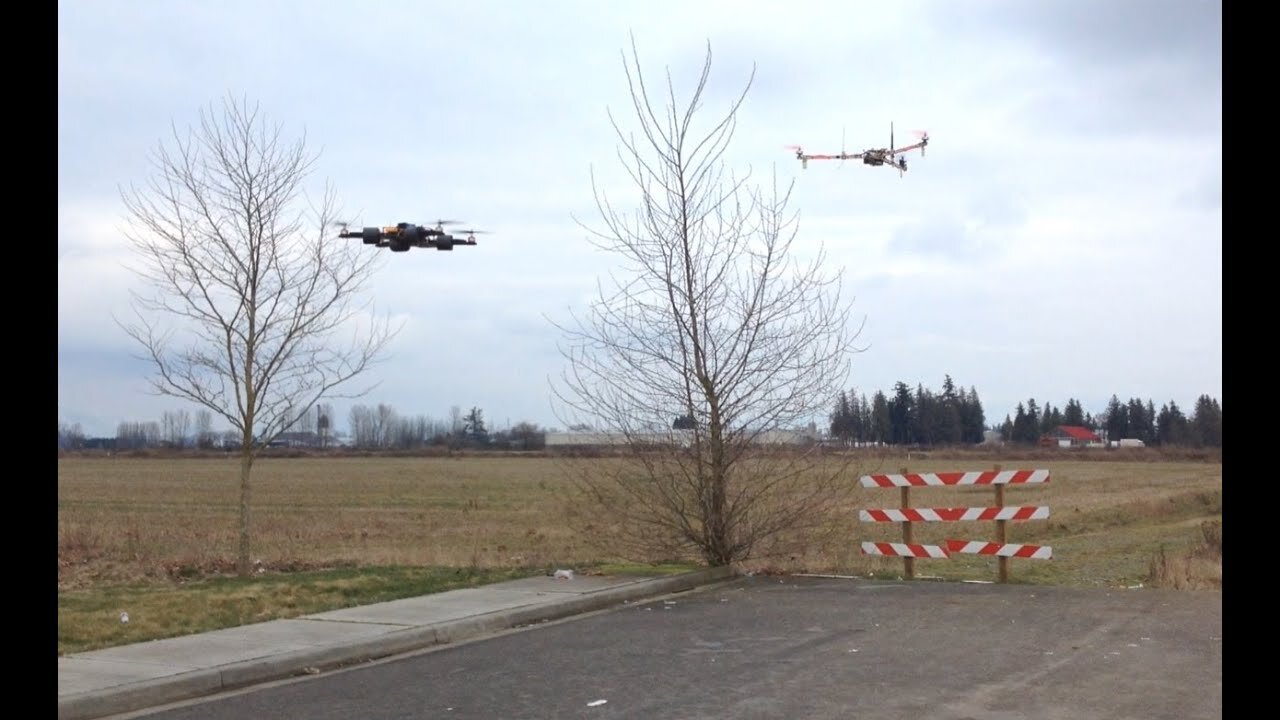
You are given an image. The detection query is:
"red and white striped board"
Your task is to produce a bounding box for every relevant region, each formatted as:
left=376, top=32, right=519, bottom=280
left=860, top=469, right=1050, bottom=488
left=944, top=539, right=1052, bottom=559
left=860, top=541, right=950, bottom=558
left=860, top=506, right=1050, bottom=523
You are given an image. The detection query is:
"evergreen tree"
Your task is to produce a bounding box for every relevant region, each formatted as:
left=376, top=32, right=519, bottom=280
left=1126, top=398, right=1154, bottom=444
left=962, top=385, right=986, bottom=443
left=856, top=392, right=872, bottom=443
left=1103, top=395, right=1127, bottom=442
left=1040, top=402, right=1063, bottom=436
left=1191, top=394, right=1222, bottom=448
left=1157, top=401, right=1191, bottom=446
left=1063, top=398, right=1085, bottom=426
left=870, top=390, right=891, bottom=444
left=913, top=383, right=935, bottom=446
left=889, top=381, right=914, bottom=445
left=956, top=386, right=975, bottom=444
left=829, top=390, right=852, bottom=441
left=941, top=374, right=957, bottom=402
left=1011, top=402, right=1035, bottom=444
left=1011, top=398, right=1042, bottom=444
left=1000, top=414, right=1014, bottom=443
left=463, top=407, right=489, bottom=446
left=938, top=375, right=962, bottom=445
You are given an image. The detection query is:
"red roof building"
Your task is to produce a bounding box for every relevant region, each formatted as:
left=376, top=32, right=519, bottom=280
left=1045, top=425, right=1102, bottom=446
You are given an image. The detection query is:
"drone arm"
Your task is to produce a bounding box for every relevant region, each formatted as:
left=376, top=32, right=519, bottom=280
left=893, top=133, right=928, bottom=157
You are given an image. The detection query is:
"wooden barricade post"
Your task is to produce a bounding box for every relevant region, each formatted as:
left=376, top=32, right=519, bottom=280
left=994, top=463, right=1008, bottom=583
left=900, top=466, right=913, bottom=580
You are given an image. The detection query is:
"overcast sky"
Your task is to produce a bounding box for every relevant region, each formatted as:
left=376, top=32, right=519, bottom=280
left=58, top=0, right=1221, bottom=438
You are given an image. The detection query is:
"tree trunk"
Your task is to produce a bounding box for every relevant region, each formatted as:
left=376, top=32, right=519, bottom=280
left=237, top=449, right=254, bottom=576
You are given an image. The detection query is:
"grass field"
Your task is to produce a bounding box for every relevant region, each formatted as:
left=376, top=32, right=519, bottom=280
left=57, top=449, right=1221, bottom=655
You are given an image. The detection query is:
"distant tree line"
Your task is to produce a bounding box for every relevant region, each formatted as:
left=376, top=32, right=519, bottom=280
left=828, top=375, right=987, bottom=446
left=998, top=393, right=1222, bottom=448
left=61, top=402, right=548, bottom=452
left=1000, top=397, right=1096, bottom=445
left=826, top=375, right=1223, bottom=449
left=58, top=386, right=1223, bottom=452
left=343, top=403, right=543, bottom=449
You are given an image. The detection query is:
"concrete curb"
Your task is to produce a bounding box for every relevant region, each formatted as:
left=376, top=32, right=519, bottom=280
left=59, top=669, right=226, bottom=720
left=58, top=567, right=737, bottom=720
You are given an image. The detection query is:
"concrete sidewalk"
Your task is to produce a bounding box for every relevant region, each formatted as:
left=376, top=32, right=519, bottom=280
left=58, top=567, right=736, bottom=720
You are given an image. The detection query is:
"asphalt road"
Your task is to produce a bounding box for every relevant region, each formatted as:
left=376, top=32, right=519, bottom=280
left=112, top=576, right=1222, bottom=720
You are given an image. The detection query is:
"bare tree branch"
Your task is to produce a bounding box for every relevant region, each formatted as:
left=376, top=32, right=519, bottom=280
left=550, top=37, right=868, bottom=567
left=117, top=94, right=402, bottom=574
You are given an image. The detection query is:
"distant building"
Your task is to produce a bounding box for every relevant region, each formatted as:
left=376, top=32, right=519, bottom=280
left=1044, top=425, right=1102, bottom=448
left=544, top=428, right=815, bottom=449
left=544, top=431, right=632, bottom=447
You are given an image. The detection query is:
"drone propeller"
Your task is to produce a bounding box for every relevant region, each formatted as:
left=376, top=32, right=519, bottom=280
left=454, top=228, right=489, bottom=244
left=912, top=129, right=929, bottom=156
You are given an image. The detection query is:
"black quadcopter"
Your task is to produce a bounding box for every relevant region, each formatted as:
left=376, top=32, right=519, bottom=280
left=339, top=220, right=489, bottom=252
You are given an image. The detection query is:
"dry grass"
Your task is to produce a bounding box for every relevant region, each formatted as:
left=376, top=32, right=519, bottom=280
left=59, top=451, right=1221, bottom=588
left=58, top=450, right=1221, bottom=653
left=1146, top=519, right=1222, bottom=590
left=58, top=456, right=599, bottom=591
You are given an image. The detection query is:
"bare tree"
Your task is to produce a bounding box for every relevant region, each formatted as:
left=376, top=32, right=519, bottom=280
left=161, top=408, right=191, bottom=448
left=349, top=404, right=373, bottom=447
left=194, top=408, right=216, bottom=449
left=376, top=402, right=398, bottom=448
left=118, top=95, right=400, bottom=575
left=509, top=421, right=545, bottom=450
left=295, top=400, right=316, bottom=436
left=58, top=422, right=85, bottom=450
left=116, top=421, right=162, bottom=450
left=551, top=39, right=865, bottom=568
